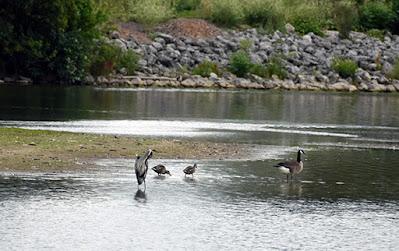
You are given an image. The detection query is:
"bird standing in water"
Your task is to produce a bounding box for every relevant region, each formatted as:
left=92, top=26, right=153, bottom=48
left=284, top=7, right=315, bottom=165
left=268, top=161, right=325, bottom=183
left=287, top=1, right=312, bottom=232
left=135, top=149, right=154, bottom=189
left=274, top=150, right=305, bottom=182
left=183, top=164, right=197, bottom=177
left=152, top=165, right=171, bottom=176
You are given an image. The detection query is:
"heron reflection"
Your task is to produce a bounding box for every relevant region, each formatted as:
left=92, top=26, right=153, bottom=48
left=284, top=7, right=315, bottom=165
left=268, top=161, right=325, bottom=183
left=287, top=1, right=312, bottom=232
left=134, top=189, right=147, bottom=203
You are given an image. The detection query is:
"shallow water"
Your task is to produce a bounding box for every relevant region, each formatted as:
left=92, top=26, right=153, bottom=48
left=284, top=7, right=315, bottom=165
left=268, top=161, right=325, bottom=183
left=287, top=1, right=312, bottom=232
left=0, top=86, right=399, bottom=250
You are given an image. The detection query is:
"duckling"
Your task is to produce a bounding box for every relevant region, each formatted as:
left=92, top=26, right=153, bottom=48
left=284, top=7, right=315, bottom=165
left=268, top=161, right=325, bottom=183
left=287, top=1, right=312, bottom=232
left=183, top=164, right=197, bottom=177
left=152, top=165, right=171, bottom=176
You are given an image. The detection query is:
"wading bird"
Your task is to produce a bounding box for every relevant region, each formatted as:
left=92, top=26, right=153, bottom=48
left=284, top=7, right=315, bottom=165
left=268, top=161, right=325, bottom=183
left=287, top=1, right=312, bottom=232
left=274, top=150, right=305, bottom=182
left=135, top=149, right=154, bottom=188
left=183, top=164, right=197, bottom=177
left=152, top=165, right=171, bottom=176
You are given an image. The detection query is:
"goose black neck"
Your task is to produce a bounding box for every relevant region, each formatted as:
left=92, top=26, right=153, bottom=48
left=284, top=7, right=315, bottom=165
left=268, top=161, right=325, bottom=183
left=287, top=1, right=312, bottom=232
left=297, top=151, right=302, bottom=162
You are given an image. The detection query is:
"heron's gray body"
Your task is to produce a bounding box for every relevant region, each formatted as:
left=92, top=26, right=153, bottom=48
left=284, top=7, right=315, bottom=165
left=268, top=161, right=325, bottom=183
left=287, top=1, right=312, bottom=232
left=135, top=149, right=153, bottom=186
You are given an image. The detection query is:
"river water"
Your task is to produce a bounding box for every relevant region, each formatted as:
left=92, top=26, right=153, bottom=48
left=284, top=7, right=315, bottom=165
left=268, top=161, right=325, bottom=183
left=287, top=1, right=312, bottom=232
left=0, top=85, right=398, bottom=250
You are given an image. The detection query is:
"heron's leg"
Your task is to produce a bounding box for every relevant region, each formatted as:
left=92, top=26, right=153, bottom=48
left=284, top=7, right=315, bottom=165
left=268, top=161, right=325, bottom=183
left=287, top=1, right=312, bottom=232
left=286, top=174, right=289, bottom=183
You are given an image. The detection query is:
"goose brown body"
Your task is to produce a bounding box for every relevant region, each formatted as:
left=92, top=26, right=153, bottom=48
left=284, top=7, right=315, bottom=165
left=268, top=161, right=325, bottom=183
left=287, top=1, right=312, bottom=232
left=274, top=150, right=305, bottom=182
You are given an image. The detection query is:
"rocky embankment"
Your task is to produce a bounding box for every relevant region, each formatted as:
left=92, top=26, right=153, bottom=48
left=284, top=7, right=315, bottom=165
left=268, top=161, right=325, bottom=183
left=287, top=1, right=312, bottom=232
left=3, top=19, right=399, bottom=92
left=102, top=22, right=399, bottom=92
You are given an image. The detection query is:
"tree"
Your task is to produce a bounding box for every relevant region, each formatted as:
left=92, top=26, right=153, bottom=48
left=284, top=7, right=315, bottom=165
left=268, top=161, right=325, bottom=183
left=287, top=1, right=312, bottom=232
left=0, top=0, right=106, bottom=82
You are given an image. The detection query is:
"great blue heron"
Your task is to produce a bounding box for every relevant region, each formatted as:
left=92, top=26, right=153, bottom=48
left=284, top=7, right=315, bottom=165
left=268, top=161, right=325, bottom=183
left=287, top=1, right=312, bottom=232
left=152, top=165, right=171, bottom=176
left=274, top=150, right=305, bottom=182
left=135, top=149, right=154, bottom=188
left=183, top=163, right=197, bottom=177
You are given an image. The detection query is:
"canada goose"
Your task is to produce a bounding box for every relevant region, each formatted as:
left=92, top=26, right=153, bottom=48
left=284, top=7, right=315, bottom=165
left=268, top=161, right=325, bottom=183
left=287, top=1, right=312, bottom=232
left=152, top=165, right=171, bottom=176
left=183, top=164, right=197, bottom=177
left=274, top=150, right=305, bottom=182
left=135, top=149, right=155, bottom=188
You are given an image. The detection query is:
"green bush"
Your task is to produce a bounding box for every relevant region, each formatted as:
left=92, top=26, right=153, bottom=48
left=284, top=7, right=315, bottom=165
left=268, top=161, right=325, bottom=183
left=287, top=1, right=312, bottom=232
left=175, top=0, right=201, bottom=12
left=392, top=0, right=399, bottom=34
left=291, top=15, right=323, bottom=36
left=243, top=0, right=275, bottom=28
left=333, top=0, right=357, bottom=39
left=387, top=59, right=399, bottom=80
left=250, top=63, right=268, bottom=78
left=88, top=40, right=139, bottom=77
left=129, top=0, right=174, bottom=30
left=265, top=57, right=287, bottom=79
left=239, top=39, right=253, bottom=53
left=249, top=58, right=286, bottom=79
left=331, top=55, right=359, bottom=78
left=229, top=51, right=254, bottom=77
left=192, top=60, right=221, bottom=77
left=358, top=1, right=396, bottom=31
left=0, top=0, right=106, bottom=82
left=116, top=50, right=140, bottom=75
left=88, top=41, right=119, bottom=77
left=209, top=0, right=244, bottom=27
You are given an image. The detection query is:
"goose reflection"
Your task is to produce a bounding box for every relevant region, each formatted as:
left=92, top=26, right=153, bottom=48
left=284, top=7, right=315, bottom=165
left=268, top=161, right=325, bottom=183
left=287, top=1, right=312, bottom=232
left=134, top=189, right=147, bottom=203
left=280, top=182, right=302, bottom=196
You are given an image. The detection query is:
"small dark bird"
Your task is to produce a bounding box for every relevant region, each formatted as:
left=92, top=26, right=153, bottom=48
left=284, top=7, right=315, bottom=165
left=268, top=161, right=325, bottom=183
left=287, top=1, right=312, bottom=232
left=274, top=150, right=305, bottom=182
left=183, top=164, right=197, bottom=177
left=152, top=165, right=171, bottom=176
left=135, top=149, right=154, bottom=188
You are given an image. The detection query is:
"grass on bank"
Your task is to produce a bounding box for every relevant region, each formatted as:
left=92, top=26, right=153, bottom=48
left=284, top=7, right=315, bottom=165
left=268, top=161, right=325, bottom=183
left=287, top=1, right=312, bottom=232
left=101, top=0, right=399, bottom=35
left=0, top=127, right=248, bottom=172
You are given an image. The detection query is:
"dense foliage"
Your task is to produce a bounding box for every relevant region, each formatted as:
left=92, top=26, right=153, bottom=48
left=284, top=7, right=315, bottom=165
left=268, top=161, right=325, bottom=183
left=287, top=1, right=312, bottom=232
left=331, top=55, right=359, bottom=78
left=0, top=0, right=106, bottom=82
left=88, top=39, right=140, bottom=77
left=388, top=59, right=399, bottom=80
left=192, top=60, right=222, bottom=77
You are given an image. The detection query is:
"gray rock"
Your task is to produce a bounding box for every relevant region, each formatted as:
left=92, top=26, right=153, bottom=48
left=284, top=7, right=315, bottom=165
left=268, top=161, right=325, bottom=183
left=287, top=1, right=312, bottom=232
left=285, top=23, right=295, bottom=33
left=158, top=54, right=173, bottom=67
left=156, top=33, right=175, bottom=44
left=152, top=42, right=163, bottom=51
left=110, top=31, right=120, bottom=39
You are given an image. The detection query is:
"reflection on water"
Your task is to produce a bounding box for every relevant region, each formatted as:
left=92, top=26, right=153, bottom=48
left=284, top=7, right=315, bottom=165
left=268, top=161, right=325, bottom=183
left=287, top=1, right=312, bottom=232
left=1, top=86, right=399, bottom=127
left=1, top=86, right=399, bottom=249
left=0, top=158, right=398, bottom=250
left=279, top=182, right=302, bottom=197
left=134, top=189, right=147, bottom=203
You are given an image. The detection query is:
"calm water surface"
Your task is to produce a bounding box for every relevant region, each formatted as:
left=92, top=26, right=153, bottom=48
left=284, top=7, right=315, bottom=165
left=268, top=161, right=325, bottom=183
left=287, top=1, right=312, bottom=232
left=0, top=85, right=398, bottom=250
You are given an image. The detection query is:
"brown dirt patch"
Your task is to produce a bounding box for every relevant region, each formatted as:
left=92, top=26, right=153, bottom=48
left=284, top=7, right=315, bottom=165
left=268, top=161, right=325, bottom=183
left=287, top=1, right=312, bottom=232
left=116, top=18, right=225, bottom=43
left=117, top=22, right=153, bottom=43
left=155, top=18, right=224, bottom=41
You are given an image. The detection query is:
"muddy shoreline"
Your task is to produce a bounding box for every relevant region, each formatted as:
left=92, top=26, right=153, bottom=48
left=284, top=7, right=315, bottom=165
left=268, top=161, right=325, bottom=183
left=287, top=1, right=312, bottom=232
left=0, top=127, right=258, bottom=172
